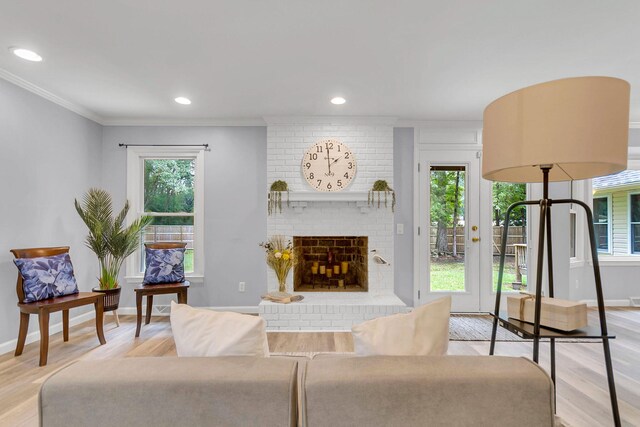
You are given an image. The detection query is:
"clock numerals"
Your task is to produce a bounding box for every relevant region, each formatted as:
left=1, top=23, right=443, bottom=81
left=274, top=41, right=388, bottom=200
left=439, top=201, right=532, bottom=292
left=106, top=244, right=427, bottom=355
left=344, top=173, right=349, bottom=179
left=327, top=142, right=334, bottom=149
left=316, top=146, right=323, bottom=153
left=309, top=172, right=314, bottom=179
left=345, top=152, right=350, bottom=159
left=305, top=162, right=311, bottom=169
left=337, top=180, right=342, bottom=187
left=309, top=153, right=318, bottom=160
left=348, top=162, right=353, bottom=169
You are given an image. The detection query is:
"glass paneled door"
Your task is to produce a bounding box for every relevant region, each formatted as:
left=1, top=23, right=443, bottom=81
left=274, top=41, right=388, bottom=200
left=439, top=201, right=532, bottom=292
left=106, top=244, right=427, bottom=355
left=418, top=150, right=492, bottom=312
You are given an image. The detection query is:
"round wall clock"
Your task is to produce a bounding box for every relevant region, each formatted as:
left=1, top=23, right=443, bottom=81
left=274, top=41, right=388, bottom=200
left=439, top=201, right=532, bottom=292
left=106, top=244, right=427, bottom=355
left=302, top=139, right=356, bottom=192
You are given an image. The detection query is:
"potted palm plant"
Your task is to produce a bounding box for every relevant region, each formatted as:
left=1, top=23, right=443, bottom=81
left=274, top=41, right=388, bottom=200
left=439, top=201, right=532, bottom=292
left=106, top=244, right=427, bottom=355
left=75, top=188, right=152, bottom=312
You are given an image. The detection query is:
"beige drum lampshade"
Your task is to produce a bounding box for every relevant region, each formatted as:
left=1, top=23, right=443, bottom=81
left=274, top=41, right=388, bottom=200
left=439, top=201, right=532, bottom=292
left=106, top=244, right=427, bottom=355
left=482, top=76, right=630, bottom=183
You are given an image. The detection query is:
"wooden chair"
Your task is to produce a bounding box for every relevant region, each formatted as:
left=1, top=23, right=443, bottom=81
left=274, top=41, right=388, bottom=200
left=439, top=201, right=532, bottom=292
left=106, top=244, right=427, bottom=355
left=10, top=246, right=107, bottom=366
left=135, top=242, right=190, bottom=337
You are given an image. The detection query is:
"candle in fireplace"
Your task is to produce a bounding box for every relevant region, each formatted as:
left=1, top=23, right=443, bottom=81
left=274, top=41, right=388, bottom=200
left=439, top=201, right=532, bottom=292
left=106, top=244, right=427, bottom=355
left=341, top=261, right=349, bottom=274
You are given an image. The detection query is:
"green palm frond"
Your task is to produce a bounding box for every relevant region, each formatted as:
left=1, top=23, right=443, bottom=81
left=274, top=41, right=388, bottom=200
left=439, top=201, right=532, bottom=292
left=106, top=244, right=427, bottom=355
left=76, top=188, right=151, bottom=289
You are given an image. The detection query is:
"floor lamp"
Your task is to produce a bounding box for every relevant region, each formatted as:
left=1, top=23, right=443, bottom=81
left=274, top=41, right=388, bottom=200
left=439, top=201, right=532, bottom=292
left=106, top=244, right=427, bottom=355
left=482, top=76, right=630, bottom=427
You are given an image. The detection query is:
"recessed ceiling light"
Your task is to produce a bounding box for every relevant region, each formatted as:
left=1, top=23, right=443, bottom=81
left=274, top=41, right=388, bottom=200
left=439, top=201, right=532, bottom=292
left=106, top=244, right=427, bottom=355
left=174, top=97, right=191, bottom=105
left=331, top=97, right=346, bottom=105
left=10, top=47, right=43, bottom=62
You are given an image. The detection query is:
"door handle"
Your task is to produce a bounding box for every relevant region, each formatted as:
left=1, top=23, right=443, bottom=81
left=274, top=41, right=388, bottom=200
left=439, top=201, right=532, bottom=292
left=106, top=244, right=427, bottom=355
left=472, top=237, right=480, bottom=242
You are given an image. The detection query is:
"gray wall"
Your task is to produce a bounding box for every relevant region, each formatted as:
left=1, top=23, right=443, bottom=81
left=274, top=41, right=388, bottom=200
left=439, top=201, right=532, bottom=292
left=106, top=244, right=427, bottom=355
left=393, top=128, right=414, bottom=306
left=0, top=78, right=103, bottom=347
left=628, top=128, right=640, bottom=146
left=100, top=126, right=267, bottom=309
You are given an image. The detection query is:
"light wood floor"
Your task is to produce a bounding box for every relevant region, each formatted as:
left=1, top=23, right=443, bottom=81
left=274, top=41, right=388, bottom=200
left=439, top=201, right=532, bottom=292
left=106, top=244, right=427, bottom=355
left=0, top=309, right=639, bottom=427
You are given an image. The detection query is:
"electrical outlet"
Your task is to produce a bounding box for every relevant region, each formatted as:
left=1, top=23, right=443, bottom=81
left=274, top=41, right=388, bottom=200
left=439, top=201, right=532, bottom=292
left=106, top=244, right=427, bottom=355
left=239, top=282, right=246, bottom=292
left=396, top=223, right=404, bottom=235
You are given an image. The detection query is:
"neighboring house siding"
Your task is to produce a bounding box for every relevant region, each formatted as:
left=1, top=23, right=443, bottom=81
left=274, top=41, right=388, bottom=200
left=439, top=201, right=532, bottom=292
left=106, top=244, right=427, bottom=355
left=611, top=191, right=628, bottom=255
left=594, top=187, right=640, bottom=255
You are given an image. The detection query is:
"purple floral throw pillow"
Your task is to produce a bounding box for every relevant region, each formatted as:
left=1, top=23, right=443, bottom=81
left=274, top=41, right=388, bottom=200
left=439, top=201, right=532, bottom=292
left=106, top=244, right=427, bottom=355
left=143, top=248, right=186, bottom=284
left=14, top=253, right=79, bottom=303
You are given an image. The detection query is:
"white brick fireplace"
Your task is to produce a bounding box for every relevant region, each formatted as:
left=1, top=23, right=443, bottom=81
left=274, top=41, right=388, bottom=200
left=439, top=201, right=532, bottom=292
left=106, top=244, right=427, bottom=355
left=260, top=117, right=407, bottom=330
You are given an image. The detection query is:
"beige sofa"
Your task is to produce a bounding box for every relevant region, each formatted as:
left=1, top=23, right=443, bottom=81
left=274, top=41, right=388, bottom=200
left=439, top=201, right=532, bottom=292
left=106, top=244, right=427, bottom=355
left=40, top=355, right=555, bottom=427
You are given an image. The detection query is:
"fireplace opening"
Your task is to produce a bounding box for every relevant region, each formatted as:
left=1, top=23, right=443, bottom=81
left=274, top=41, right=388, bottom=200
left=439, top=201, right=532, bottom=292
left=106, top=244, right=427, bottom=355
left=293, top=236, right=368, bottom=292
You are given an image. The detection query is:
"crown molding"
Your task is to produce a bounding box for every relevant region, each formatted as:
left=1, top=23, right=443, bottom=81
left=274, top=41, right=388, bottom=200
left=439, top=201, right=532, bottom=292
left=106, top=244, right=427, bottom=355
left=101, top=117, right=267, bottom=126
left=397, top=119, right=483, bottom=130
left=0, top=67, right=104, bottom=124
left=263, top=115, right=397, bottom=126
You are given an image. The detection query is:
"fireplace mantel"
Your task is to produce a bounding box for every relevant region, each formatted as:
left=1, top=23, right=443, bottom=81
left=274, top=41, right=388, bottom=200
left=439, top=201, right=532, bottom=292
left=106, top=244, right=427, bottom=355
left=287, top=191, right=369, bottom=202
left=284, top=191, right=371, bottom=213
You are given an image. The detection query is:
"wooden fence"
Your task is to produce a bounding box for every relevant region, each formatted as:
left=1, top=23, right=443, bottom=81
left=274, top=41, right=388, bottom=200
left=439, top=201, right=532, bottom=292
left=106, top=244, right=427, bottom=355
left=143, top=225, right=194, bottom=249
left=430, top=226, right=526, bottom=256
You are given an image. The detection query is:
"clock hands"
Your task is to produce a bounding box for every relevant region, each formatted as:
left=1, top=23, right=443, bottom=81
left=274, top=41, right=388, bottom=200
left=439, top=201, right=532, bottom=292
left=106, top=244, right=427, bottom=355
left=325, top=142, right=334, bottom=176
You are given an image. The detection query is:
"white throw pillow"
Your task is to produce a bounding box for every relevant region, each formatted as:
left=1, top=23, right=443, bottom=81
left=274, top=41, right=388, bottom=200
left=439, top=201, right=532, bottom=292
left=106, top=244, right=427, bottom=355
left=170, top=301, right=270, bottom=357
left=351, top=296, right=451, bottom=356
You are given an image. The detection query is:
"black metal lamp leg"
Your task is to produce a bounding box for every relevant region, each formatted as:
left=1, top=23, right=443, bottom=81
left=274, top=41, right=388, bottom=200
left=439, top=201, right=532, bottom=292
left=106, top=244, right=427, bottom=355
left=573, top=199, right=621, bottom=427
left=545, top=201, right=557, bottom=391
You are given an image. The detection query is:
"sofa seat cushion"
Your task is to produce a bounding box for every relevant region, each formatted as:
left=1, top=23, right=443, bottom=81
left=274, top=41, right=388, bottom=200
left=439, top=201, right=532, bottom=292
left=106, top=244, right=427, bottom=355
left=303, top=355, right=555, bottom=427
left=40, top=357, right=298, bottom=427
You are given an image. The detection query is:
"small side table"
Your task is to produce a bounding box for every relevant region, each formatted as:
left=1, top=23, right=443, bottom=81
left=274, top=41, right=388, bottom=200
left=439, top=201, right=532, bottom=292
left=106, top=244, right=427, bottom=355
left=134, top=281, right=190, bottom=337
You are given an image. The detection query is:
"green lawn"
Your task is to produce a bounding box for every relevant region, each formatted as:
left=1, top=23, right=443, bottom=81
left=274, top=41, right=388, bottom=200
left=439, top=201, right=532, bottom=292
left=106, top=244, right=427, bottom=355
left=429, top=259, right=526, bottom=292
left=184, top=249, right=194, bottom=272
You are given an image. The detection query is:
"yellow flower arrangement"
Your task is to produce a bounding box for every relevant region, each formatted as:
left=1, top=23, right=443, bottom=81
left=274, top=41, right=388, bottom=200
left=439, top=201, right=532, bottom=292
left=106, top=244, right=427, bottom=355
left=259, top=235, right=295, bottom=293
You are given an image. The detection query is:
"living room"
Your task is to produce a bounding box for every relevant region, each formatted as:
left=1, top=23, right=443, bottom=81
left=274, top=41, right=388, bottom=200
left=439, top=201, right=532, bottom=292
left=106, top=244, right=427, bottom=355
left=1, top=1, right=640, bottom=426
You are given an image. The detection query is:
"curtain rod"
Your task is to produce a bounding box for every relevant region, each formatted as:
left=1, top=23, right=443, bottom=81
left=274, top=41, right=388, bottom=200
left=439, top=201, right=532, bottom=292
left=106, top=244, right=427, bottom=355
left=118, top=143, right=209, bottom=148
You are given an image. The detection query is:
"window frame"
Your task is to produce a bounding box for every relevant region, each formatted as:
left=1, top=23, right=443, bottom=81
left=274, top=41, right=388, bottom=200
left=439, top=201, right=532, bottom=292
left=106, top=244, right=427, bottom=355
left=628, top=191, right=640, bottom=255
left=592, top=194, right=612, bottom=254
left=125, top=146, right=205, bottom=284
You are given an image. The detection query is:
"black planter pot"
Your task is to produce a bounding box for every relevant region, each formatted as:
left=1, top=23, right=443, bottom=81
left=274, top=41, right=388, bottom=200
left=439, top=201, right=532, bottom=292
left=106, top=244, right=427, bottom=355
left=92, top=286, right=122, bottom=312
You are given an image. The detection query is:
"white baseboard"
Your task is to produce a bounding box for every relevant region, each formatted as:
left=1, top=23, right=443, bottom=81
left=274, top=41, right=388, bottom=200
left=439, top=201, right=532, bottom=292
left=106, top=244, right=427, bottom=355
left=0, top=311, right=96, bottom=357
left=580, top=299, right=632, bottom=307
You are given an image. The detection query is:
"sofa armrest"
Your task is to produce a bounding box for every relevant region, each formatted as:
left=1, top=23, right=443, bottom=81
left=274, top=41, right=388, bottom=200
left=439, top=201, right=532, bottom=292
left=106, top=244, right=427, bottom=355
left=40, top=357, right=298, bottom=427
left=303, top=355, right=555, bottom=427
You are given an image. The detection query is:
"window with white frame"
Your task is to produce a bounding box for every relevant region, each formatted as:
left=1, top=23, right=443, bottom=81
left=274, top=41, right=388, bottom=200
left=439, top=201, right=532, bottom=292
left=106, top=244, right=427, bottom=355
left=126, top=146, right=205, bottom=280
left=629, top=193, right=640, bottom=254
left=592, top=196, right=610, bottom=253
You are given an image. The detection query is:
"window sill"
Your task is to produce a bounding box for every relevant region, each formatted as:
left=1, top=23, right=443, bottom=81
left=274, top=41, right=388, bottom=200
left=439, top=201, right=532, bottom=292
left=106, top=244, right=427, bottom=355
left=125, top=275, right=204, bottom=286
left=594, top=256, right=640, bottom=267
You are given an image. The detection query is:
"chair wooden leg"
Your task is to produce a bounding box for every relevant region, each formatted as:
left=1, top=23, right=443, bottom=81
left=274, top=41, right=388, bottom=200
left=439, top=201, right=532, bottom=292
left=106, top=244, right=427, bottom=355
left=113, top=310, right=120, bottom=327
left=145, top=295, right=153, bottom=325
left=135, top=293, right=143, bottom=337
left=15, top=312, right=30, bottom=356
left=38, top=311, right=50, bottom=367
left=94, top=297, right=106, bottom=345
left=62, top=309, right=69, bottom=342
left=178, top=289, right=188, bottom=304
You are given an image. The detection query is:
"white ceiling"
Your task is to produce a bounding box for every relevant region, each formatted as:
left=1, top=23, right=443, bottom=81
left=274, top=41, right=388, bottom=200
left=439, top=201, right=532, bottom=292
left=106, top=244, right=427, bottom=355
left=1, top=0, right=639, bottom=124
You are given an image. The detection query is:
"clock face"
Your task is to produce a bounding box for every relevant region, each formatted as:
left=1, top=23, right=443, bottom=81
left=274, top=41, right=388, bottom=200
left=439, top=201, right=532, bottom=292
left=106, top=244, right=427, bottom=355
left=302, top=139, right=356, bottom=192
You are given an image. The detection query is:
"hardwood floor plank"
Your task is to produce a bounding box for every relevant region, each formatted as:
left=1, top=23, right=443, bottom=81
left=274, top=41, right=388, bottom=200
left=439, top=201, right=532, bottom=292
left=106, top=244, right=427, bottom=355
left=0, top=309, right=638, bottom=427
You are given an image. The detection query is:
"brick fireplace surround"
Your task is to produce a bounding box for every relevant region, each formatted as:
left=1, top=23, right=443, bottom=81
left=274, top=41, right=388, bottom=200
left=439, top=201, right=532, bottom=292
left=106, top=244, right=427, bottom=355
left=258, top=118, right=407, bottom=330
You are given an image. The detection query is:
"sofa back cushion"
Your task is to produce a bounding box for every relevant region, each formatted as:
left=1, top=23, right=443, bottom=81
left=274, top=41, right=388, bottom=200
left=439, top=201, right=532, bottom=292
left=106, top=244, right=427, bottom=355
left=303, top=355, right=555, bottom=427
left=351, top=296, right=450, bottom=356
left=40, top=357, right=298, bottom=427
left=170, top=301, right=270, bottom=357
